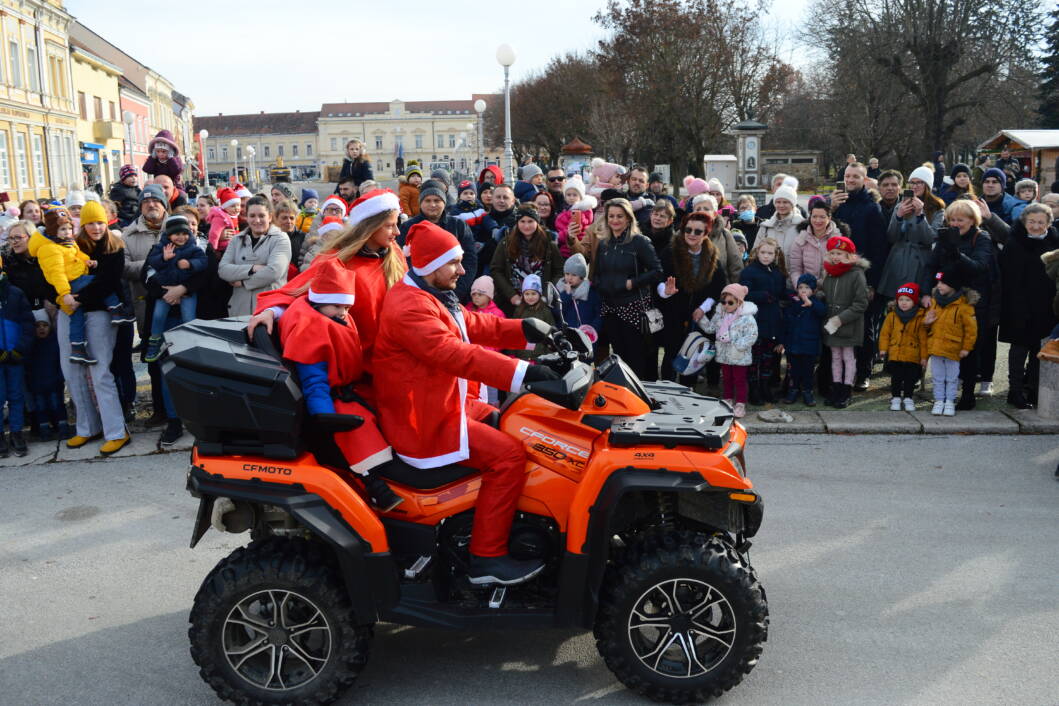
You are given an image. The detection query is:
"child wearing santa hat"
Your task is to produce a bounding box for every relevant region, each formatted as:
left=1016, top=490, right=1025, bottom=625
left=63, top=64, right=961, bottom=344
left=278, top=257, right=402, bottom=511
left=206, top=187, right=242, bottom=249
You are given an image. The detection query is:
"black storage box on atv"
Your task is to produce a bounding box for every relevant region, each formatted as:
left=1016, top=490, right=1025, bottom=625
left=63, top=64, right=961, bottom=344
left=162, top=318, right=303, bottom=459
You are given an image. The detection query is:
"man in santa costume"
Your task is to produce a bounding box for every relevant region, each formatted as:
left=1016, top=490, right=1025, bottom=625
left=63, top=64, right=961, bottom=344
left=278, top=257, right=403, bottom=511
left=374, top=220, right=559, bottom=585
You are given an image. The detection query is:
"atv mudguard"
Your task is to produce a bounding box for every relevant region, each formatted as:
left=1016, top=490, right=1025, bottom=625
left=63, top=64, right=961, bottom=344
left=556, top=459, right=763, bottom=630
left=187, top=465, right=398, bottom=626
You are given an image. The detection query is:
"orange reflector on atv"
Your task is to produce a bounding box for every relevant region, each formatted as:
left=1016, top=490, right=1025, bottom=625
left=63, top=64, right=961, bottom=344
left=729, top=492, right=757, bottom=503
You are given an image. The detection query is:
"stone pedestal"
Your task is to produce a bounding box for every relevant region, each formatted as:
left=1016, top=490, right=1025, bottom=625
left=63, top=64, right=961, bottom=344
left=1039, top=358, right=1059, bottom=419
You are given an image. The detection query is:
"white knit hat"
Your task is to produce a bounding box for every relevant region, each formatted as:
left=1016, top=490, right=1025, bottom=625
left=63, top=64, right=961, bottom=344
left=707, top=178, right=725, bottom=198
left=564, top=174, right=587, bottom=201
left=782, top=176, right=799, bottom=190
left=65, top=191, right=86, bottom=207
left=773, top=185, right=798, bottom=205
left=908, top=166, right=935, bottom=186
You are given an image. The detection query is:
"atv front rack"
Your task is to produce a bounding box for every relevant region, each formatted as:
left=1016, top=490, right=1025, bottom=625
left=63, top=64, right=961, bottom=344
left=608, top=381, right=734, bottom=451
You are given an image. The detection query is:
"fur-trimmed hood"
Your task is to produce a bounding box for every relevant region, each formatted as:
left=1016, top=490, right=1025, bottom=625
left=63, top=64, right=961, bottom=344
left=1041, top=247, right=1059, bottom=266
left=930, top=285, right=981, bottom=307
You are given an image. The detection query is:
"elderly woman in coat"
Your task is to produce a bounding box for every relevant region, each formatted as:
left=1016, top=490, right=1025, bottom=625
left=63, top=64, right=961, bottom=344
left=218, top=196, right=292, bottom=316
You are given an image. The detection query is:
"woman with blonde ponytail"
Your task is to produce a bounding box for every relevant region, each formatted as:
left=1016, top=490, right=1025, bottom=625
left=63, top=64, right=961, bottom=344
left=248, top=189, right=405, bottom=365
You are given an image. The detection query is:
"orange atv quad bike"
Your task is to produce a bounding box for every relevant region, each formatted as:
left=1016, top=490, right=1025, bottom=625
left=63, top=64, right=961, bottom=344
left=162, top=291, right=768, bottom=705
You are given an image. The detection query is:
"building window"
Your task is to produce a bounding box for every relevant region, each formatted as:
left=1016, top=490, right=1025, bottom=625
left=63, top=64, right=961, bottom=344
left=292, top=144, right=298, bottom=157
left=395, top=135, right=404, bottom=148
left=208, top=147, right=215, bottom=160
left=221, top=147, right=228, bottom=161
left=374, top=136, right=383, bottom=150
left=15, top=133, right=29, bottom=187
left=64, top=134, right=75, bottom=186
left=109, top=101, right=116, bottom=121
left=263, top=144, right=270, bottom=158
left=329, top=137, right=336, bottom=151
left=277, top=145, right=284, bottom=157
left=306, top=143, right=312, bottom=156
left=8, top=42, right=21, bottom=88
left=0, top=131, right=8, bottom=188
left=437, top=134, right=445, bottom=148
left=236, top=147, right=242, bottom=159
left=31, top=134, right=44, bottom=185
left=449, top=134, right=457, bottom=148
left=415, top=134, right=423, bottom=149
left=94, top=96, right=103, bottom=121
left=49, top=56, right=68, bottom=98
left=77, top=92, right=87, bottom=120
left=26, top=46, right=38, bottom=92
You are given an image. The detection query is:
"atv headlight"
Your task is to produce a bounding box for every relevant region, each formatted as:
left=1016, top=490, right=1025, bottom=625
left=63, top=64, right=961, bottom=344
left=723, top=442, right=746, bottom=477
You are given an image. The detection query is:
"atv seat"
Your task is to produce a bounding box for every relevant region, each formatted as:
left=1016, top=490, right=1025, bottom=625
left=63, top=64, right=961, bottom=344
left=375, top=459, right=480, bottom=490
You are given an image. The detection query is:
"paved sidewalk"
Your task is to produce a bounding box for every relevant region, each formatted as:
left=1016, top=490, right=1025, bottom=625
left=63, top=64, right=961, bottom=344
left=743, top=408, right=1059, bottom=435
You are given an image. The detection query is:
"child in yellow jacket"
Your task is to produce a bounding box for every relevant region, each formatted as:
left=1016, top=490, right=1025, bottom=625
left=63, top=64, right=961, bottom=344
left=27, top=208, right=134, bottom=364
left=879, top=282, right=928, bottom=412
left=924, top=269, right=977, bottom=417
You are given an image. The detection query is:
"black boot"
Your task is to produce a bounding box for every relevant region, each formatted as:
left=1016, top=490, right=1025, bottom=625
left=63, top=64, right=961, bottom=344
left=956, top=384, right=976, bottom=411
left=1007, top=388, right=1033, bottom=410
left=760, top=378, right=775, bottom=403
left=9, top=432, right=27, bottom=457
left=0, top=433, right=8, bottom=457
left=748, top=381, right=763, bottom=406
left=468, top=554, right=546, bottom=586
left=833, top=383, right=851, bottom=409
left=362, top=474, right=404, bottom=512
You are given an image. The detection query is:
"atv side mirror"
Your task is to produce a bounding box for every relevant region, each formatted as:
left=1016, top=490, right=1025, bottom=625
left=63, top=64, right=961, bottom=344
left=545, top=282, right=566, bottom=327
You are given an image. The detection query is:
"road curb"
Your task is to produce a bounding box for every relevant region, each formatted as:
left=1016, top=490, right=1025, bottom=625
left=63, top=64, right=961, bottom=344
left=743, top=409, right=1057, bottom=435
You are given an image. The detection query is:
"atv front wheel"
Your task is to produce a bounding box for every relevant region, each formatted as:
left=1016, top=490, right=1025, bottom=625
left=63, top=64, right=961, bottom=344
left=594, top=532, right=768, bottom=703
left=189, top=537, right=371, bottom=705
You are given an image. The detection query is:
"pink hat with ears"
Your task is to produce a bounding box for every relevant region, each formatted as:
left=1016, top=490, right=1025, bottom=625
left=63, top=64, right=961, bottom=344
left=683, top=175, right=709, bottom=197
left=721, top=283, right=749, bottom=302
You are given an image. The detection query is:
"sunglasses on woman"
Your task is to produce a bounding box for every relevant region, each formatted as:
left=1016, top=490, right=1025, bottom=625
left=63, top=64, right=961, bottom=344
left=683, top=226, right=706, bottom=235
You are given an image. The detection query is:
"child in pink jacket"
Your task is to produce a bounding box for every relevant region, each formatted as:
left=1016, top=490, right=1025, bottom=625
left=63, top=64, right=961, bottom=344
left=555, top=175, right=597, bottom=258
left=468, top=275, right=506, bottom=404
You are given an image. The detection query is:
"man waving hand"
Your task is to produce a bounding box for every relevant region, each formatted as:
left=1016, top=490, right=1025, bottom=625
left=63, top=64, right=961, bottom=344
left=373, top=221, right=558, bottom=585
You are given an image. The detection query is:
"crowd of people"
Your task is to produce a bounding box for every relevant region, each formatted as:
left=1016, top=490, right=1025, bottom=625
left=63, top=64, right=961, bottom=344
left=2, top=134, right=1058, bottom=459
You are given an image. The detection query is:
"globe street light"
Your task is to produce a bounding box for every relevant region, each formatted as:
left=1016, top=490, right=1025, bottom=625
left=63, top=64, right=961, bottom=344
left=198, top=128, right=209, bottom=187
left=245, top=145, right=256, bottom=190
left=473, top=99, right=486, bottom=171
left=495, top=45, right=516, bottom=184
left=123, top=110, right=136, bottom=179
left=230, top=138, right=239, bottom=184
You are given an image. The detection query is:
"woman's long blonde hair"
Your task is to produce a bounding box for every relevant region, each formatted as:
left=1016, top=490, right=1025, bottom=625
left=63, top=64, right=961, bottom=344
left=296, top=209, right=405, bottom=293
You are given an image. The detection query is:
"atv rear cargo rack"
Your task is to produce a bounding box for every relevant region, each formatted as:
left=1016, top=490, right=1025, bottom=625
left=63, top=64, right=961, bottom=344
left=608, top=381, right=734, bottom=450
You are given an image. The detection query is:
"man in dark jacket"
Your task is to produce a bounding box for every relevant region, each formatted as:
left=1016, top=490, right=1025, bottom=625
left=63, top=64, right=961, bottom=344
left=108, top=165, right=142, bottom=228
left=832, top=162, right=887, bottom=388
left=545, top=167, right=569, bottom=211
left=626, top=166, right=655, bottom=230
left=152, top=175, right=187, bottom=210
left=980, top=168, right=1019, bottom=225
left=398, top=180, right=477, bottom=304
left=877, top=170, right=903, bottom=228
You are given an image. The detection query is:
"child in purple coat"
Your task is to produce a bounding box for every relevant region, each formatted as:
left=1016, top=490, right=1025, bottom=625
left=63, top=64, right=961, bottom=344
left=142, top=130, right=184, bottom=181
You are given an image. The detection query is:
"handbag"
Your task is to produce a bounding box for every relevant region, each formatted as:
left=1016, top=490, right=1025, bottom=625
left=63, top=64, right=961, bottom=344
left=632, top=246, right=664, bottom=334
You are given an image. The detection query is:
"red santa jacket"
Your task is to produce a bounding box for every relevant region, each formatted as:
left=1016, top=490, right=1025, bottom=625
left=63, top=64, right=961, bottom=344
left=278, top=295, right=362, bottom=384
left=256, top=244, right=405, bottom=366
left=373, top=274, right=529, bottom=468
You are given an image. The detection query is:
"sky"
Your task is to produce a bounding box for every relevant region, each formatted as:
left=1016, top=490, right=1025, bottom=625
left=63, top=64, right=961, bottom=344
left=64, top=0, right=808, bottom=116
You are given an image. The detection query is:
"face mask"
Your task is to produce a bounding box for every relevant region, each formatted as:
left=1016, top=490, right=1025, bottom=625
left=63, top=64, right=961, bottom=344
left=739, top=210, right=754, bottom=222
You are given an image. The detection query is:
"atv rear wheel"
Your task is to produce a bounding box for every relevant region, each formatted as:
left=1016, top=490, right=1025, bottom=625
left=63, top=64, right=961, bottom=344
left=594, top=531, right=768, bottom=703
left=189, top=537, right=371, bottom=705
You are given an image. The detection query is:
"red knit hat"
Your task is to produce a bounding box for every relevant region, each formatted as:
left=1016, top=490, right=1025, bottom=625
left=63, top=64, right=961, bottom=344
left=406, top=220, right=462, bottom=276
left=317, top=216, right=345, bottom=238
left=826, top=235, right=856, bottom=253
left=895, top=282, right=920, bottom=301
left=308, top=258, right=356, bottom=306
left=217, top=187, right=240, bottom=210
left=348, top=188, right=400, bottom=226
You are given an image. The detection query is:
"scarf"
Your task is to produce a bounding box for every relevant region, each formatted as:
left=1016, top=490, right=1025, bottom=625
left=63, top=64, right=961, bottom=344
left=824, top=261, right=853, bottom=278
left=716, top=305, right=742, bottom=342
left=409, top=270, right=461, bottom=317
left=895, top=305, right=918, bottom=324
left=514, top=236, right=541, bottom=286
left=934, top=289, right=960, bottom=308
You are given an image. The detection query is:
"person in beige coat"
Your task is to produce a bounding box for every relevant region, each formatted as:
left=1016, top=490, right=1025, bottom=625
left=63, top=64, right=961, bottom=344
left=755, top=184, right=804, bottom=259
left=218, top=196, right=291, bottom=316
left=121, top=185, right=169, bottom=335
left=788, top=197, right=844, bottom=289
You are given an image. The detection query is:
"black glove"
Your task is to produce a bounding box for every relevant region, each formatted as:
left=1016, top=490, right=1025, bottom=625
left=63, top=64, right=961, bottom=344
left=312, top=413, right=364, bottom=433
left=524, top=365, right=560, bottom=384
left=522, top=318, right=557, bottom=344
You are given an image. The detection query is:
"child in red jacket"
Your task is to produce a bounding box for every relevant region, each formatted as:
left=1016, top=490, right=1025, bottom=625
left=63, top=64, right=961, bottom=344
left=278, top=257, right=401, bottom=511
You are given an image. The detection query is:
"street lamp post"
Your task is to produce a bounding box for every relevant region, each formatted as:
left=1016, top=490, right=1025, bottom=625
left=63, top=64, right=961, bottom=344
left=495, top=44, right=516, bottom=184
left=198, top=128, right=209, bottom=188
left=246, top=145, right=256, bottom=190
left=122, top=110, right=136, bottom=182
left=473, top=99, right=486, bottom=172
left=230, top=138, right=239, bottom=185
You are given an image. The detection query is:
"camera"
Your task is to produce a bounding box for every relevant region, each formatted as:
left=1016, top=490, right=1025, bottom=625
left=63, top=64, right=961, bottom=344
left=937, top=226, right=961, bottom=248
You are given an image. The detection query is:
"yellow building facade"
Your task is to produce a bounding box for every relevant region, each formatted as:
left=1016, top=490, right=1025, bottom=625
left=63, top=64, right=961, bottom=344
left=0, top=0, right=79, bottom=202
left=70, top=42, right=122, bottom=189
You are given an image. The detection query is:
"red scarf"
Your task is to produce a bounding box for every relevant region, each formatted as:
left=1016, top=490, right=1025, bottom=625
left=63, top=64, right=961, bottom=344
left=824, top=261, right=853, bottom=278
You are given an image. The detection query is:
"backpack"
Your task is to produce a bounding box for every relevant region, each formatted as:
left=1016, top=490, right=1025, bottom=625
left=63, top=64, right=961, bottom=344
left=672, top=331, right=715, bottom=376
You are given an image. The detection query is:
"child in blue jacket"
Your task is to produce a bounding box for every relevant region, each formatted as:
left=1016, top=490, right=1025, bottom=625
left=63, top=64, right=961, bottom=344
left=144, top=214, right=207, bottom=362
left=781, top=273, right=827, bottom=406
left=0, top=266, right=34, bottom=456
left=558, top=253, right=602, bottom=343
left=27, top=309, right=69, bottom=440
left=739, top=236, right=788, bottom=403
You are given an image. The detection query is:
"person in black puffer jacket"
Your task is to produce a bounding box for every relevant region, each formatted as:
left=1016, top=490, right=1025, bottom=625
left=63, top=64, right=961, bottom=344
left=590, top=198, right=663, bottom=380
left=3, top=220, right=55, bottom=309
left=336, top=139, right=373, bottom=190
left=109, top=165, right=142, bottom=228
left=739, top=235, right=789, bottom=403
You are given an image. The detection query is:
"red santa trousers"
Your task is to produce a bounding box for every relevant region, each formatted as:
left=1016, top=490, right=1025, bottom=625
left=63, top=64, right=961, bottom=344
left=464, top=398, right=527, bottom=557
left=334, top=398, right=392, bottom=475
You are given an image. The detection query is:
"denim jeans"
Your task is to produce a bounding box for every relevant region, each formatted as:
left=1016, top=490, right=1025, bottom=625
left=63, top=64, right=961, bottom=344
left=151, top=293, right=198, bottom=335
left=68, top=275, right=118, bottom=344
left=930, top=355, right=960, bottom=402
left=0, top=363, right=25, bottom=431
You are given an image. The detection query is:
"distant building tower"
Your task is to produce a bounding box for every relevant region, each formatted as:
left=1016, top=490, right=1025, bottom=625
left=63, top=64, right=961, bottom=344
left=559, top=137, right=593, bottom=176
left=729, top=118, right=768, bottom=201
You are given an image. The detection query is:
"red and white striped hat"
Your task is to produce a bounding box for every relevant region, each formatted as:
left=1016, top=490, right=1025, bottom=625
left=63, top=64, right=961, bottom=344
left=348, top=188, right=400, bottom=226
left=308, top=258, right=356, bottom=306
left=406, top=220, right=462, bottom=276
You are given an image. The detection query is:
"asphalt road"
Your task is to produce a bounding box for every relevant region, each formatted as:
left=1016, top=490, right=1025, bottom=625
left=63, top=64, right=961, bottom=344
left=2, top=435, right=1057, bottom=706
